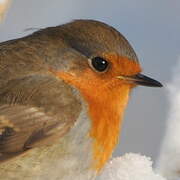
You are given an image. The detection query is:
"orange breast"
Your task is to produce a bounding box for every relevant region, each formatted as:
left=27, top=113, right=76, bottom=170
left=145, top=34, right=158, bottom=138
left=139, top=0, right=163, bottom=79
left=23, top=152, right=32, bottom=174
left=54, top=71, right=131, bottom=171
left=85, top=84, right=130, bottom=171
left=51, top=54, right=141, bottom=171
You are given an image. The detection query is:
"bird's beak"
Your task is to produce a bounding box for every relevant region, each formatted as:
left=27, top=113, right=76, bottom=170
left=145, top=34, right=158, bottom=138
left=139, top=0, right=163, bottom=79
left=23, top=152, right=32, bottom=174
left=117, top=73, right=163, bottom=87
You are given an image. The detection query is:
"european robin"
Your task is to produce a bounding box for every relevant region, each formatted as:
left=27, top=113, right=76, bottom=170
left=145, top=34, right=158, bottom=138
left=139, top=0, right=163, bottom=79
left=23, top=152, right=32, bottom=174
left=0, top=20, right=162, bottom=180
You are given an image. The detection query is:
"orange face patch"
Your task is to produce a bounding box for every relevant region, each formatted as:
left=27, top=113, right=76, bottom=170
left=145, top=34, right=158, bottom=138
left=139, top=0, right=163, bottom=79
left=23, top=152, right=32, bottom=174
left=102, top=53, right=141, bottom=77
left=51, top=54, right=141, bottom=171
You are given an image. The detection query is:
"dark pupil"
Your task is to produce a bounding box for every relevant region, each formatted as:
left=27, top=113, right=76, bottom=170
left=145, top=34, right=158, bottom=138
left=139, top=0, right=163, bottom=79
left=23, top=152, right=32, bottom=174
left=91, top=57, right=108, bottom=72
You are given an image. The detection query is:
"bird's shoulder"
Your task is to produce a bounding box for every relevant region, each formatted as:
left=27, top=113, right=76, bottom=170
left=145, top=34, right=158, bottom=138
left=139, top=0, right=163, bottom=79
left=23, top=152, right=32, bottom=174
left=0, top=73, right=82, bottom=159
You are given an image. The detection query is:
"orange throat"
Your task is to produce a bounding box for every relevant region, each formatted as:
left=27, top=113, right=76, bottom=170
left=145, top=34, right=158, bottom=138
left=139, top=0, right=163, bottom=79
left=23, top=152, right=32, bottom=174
left=86, top=85, right=130, bottom=171
left=54, top=71, right=131, bottom=171
left=51, top=54, right=141, bottom=171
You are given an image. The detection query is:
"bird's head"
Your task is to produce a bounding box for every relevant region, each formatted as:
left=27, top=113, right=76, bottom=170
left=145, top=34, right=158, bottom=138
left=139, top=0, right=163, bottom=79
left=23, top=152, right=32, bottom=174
left=48, top=19, right=162, bottom=171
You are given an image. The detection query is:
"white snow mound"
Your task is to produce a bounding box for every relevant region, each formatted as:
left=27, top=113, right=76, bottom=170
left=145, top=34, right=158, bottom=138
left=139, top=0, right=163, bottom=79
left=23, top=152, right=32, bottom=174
left=97, top=153, right=166, bottom=180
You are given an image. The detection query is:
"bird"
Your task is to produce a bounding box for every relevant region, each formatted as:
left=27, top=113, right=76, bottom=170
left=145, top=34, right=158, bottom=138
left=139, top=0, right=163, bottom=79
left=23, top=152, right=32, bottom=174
left=0, top=19, right=162, bottom=180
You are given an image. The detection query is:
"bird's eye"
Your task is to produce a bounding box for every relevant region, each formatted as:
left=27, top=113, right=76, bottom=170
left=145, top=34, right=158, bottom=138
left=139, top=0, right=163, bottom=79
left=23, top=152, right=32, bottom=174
left=89, top=56, right=109, bottom=72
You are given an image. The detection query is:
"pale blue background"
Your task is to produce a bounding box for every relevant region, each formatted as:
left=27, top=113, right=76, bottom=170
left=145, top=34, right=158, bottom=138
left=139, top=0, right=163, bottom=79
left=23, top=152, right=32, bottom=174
left=0, top=0, right=179, bottom=163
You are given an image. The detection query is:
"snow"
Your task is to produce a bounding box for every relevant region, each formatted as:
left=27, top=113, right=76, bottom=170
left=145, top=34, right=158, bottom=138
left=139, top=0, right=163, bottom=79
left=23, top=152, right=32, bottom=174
left=157, top=58, right=180, bottom=180
left=97, top=153, right=166, bottom=180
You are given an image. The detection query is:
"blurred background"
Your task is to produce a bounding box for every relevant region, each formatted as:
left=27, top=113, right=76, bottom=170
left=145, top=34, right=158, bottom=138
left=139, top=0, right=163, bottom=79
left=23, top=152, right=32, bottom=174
left=0, top=0, right=179, bottom=164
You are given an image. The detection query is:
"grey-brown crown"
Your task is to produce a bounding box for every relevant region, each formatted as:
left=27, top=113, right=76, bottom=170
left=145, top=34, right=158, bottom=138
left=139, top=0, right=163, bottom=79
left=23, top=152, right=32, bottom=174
left=33, top=19, right=139, bottom=62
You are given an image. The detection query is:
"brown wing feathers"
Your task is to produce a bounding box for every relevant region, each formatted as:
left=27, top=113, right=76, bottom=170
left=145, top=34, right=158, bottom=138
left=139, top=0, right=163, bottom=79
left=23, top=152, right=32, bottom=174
left=0, top=105, right=57, bottom=153
left=0, top=74, right=81, bottom=157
